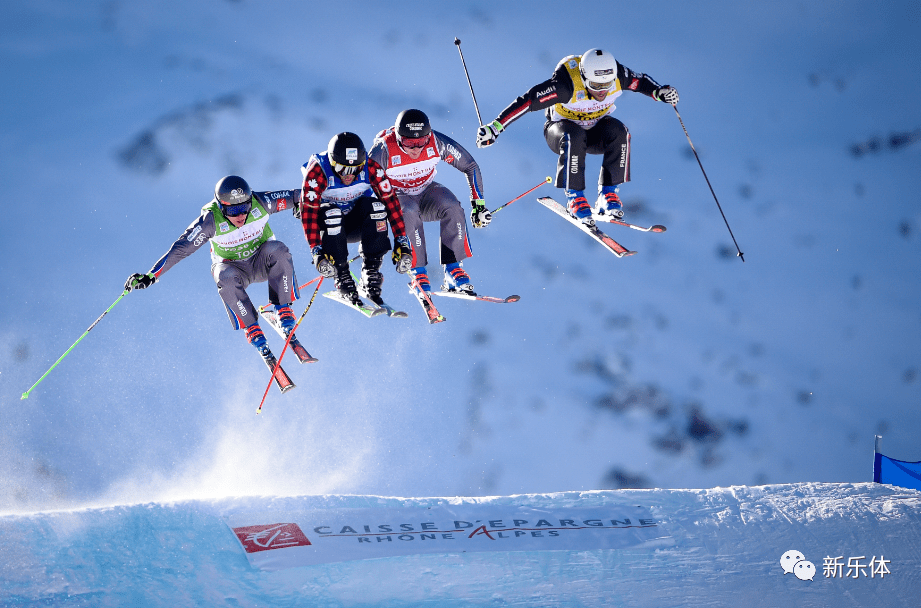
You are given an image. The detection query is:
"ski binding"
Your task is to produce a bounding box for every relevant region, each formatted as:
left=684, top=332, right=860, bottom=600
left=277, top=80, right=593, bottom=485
left=433, top=288, right=520, bottom=304
left=259, top=308, right=318, bottom=364
left=592, top=214, right=667, bottom=233
left=322, top=290, right=386, bottom=318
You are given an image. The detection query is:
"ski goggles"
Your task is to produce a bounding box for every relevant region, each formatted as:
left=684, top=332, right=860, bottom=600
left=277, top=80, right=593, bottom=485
left=221, top=199, right=252, bottom=217
left=585, top=79, right=614, bottom=92
left=397, top=134, right=430, bottom=150
left=331, top=160, right=365, bottom=176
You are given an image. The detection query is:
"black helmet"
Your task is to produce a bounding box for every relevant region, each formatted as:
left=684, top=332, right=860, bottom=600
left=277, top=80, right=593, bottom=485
left=395, top=109, right=432, bottom=150
left=214, top=175, right=253, bottom=216
left=327, top=132, right=366, bottom=176
left=395, top=109, right=431, bottom=140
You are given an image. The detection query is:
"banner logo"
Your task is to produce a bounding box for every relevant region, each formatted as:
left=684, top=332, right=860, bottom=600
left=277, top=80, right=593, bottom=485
left=233, top=523, right=311, bottom=553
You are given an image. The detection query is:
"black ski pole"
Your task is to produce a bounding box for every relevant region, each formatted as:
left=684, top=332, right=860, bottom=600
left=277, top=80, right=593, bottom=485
left=454, top=37, right=483, bottom=125
left=673, top=105, right=745, bottom=262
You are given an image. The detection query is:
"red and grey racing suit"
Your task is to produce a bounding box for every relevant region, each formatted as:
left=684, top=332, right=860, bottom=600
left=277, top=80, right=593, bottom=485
left=368, top=127, right=483, bottom=268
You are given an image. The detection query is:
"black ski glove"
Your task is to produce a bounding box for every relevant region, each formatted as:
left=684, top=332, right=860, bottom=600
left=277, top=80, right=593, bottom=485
left=653, top=86, right=679, bottom=104
left=470, top=199, right=492, bottom=228
left=125, top=272, right=157, bottom=292
left=311, top=247, right=336, bottom=277
left=475, top=120, right=503, bottom=148
left=392, top=236, right=413, bottom=274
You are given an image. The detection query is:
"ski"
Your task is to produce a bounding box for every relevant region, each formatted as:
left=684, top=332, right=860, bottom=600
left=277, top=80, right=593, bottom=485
left=322, top=290, right=387, bottom=317
left=408, top=280, right=446, bottom=324
left=433, top=289, right=521, bottom=304
left=259, top=309, right=318, bottom=364
left=260, top=351, right=296, bottom=394
left=351, top=272, right=409, bottom=318
left=537, top=196, right=637, bottom=258
left=592, top=214, right=667, bottom=233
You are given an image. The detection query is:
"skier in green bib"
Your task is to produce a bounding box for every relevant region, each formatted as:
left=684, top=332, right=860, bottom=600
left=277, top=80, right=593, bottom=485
left=124, top=176, right=303, bottom=367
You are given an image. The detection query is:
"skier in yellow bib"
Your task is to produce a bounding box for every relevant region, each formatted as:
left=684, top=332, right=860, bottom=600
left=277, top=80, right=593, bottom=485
left=476, top=49, right=678, bottom=227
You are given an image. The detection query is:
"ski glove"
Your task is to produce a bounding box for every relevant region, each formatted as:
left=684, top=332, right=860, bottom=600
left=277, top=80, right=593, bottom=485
left=475, top=120, right=503, bottom=148
left=311, top=246, right=336, bottom=277
left=653, top=86, right=679, bottom=105
left=124, top=272, right=157, bottom=292
left=470, top=199, right=492, bottom=228
left=392, top=236, right=413, bottom=274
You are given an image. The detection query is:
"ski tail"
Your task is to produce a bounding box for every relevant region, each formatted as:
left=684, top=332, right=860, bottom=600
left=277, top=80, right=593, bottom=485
left=288, top=336, right=318, bottom=364
left=409, top=280, right=446, bottom=324
left=262, top=353, right=295, bottom=393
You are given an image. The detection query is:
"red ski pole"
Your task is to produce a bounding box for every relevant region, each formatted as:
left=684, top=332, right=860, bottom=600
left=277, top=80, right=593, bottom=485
left=258, top=275, right=321, bottom=313
left=257, top=276, right=324, bottom=414
left=490, top=176, right=552, bottom=216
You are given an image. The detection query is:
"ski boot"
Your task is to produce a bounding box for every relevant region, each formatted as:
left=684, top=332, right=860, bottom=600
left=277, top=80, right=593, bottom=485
left=565, top=189, right=595, bottom=226
left=274, top=304, right=297, bottom=337
left=443, top=262, right=476, bottom=295
left=360, top=255, right=386, bottom=306
left=245, top=324, right=272, bottom=359
left=595, top=185, right=624, bottom=219
left=334, top=261, right=364, bottom=307
left=410, top=266, right=432, bottom=293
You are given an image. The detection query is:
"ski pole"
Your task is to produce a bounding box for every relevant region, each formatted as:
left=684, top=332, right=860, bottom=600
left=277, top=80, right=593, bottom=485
left=258, top=275, right=321, bottom=313
left=490, top=176, right=552, bottom=216
left=21, top=290, right=128, bottom=399
left=257, top=276, right=324, bottom=414
left=454, top=37, right=483, bottom=125
left=672, top=104, right=745, bottom=262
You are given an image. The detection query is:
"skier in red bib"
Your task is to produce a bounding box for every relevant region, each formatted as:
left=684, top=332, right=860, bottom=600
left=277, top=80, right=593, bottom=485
left=369, top=109, right=489, bottom=296
left=475, top=49, right=678, bottom=227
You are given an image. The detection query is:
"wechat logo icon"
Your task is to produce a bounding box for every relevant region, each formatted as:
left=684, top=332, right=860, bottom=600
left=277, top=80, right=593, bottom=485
left=780, top=550, right=816, bottom=581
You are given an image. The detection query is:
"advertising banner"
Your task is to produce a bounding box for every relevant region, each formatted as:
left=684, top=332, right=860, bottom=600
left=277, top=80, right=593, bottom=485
left=226, top=503, right=670, bottom=570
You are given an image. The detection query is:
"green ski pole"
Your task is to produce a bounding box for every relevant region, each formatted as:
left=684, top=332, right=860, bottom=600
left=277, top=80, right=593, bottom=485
left=21, top=290, right=128, bottom=399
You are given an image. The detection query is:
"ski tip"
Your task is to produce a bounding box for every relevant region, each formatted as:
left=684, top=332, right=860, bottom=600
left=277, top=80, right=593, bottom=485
left=304, top=357, right=319, bottom=363
left=651, top=225, right=667, bottom=232
left=21, top=392, right=28, bottom=400
left=389, top=311, right=410, bottom=318
left=622, top=250, right=639, bottom=257
left=505, top=295, right=521, bottom=303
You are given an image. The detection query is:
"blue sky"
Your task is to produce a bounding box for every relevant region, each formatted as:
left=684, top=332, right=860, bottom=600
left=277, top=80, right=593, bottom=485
left=1, top=0, right=920, bottom=513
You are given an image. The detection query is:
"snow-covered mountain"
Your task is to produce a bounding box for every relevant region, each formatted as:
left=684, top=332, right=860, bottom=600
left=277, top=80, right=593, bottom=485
left=2, top=0, right=920, bottom=515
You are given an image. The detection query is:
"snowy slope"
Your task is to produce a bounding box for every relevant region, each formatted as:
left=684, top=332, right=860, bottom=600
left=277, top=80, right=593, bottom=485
left=2, top=483, right=919, bottom=607
left=1, top=0, right=920, bottom=514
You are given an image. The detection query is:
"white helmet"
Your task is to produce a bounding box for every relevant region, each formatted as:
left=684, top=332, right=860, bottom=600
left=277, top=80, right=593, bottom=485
left=580, top=48, right=617, bottom=91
